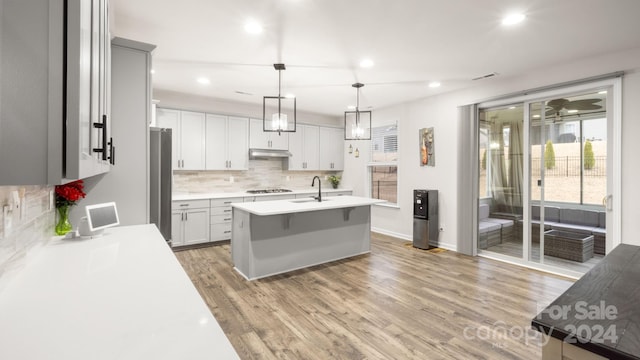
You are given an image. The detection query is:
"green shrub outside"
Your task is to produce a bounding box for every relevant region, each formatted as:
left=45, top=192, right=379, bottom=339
left=584, top=140, right=595, bottom=170
left=544, top=140, right=555, bottom=169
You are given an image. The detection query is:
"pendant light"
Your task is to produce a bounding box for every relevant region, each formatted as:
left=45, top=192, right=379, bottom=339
left=344, top=83, right=371, bottom=140
left=263, top=63, right=296, bottom=135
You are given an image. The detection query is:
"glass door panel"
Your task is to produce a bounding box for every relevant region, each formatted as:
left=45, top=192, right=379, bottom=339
left=477, top=105, right=524, bottom=258
left=530, top=91, right=608, bottom=272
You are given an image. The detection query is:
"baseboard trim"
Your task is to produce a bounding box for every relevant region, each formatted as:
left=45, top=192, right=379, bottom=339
left=371, top=227, right=458, bottom=252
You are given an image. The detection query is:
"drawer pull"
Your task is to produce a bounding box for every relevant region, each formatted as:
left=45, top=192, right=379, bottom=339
left=224, top=230, right=231, bottom=234
left=224, top=218, right=232, bottom=221
left=224, top=209, right=232, bottom=212
left=224, top=201, right=232, bottom=204
left=180, top=204, right=189, bottom=207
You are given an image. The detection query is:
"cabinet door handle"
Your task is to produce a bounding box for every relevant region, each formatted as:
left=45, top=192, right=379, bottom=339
left=185, top=212, right=188, bottom=221
left=181, top=212, right=184, bottom=221
left=228, top=160, right=231, bottom=168
left=92, top=114, right=108, bottom=160
left=108, top=137, right=115, bottom=165
left=224, top=218, right=232, bottom=221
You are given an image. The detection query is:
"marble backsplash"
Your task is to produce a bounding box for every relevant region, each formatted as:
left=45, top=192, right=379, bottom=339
left=0, top=185, right=54, bottom=291
left=174, top=159, right=342, bottom=193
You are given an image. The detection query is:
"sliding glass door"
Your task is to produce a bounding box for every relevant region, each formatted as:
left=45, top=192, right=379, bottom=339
left=476, top=81, right=617, bottom=275
left=529, top=92, right=608, bottom=272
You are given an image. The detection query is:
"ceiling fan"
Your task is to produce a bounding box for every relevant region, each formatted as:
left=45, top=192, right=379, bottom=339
left=545, top=97, right=603, bottom=122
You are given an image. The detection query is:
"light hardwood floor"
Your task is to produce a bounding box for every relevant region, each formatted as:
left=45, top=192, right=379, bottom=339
left=175, top=233, right=574, bottom=359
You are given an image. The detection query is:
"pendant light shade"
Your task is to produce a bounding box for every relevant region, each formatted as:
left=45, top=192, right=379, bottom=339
left=263, top=63, right=296, bottom=135
left=344, top=83, right=371, bottom=140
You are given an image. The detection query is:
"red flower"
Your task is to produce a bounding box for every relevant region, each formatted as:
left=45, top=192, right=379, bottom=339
left=55, top=180, right=86, bottom=208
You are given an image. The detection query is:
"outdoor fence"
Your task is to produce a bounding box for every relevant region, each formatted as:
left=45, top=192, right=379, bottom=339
left=371, top=180, right=397, bottom=203
left=531, top=156, right=606, bottom=177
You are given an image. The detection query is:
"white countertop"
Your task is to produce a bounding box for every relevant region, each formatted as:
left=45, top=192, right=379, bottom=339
left=0, top=224, right=239, bottom=360
left=172, top=188, right=352, bottom=201
left=232, top=195, right=385, bottom=216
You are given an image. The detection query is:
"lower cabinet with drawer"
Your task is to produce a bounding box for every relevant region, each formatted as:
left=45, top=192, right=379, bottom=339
left=171, top=200, right=210, bottom=247
left=210, top=197, right=243, bottom=242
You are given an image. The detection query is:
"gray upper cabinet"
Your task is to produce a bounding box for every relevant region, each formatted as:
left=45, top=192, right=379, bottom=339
left=0, top=0, right=112, bottom=185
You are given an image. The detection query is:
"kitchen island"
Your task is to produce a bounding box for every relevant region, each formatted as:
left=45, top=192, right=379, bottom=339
left=231, top=195, right=385, bottom=280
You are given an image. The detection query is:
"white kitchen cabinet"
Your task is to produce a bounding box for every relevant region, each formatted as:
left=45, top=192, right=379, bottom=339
left=288, top=124, right=319, bottom=170
left=171, top=200, right=210, bottom=247
left=0, top=0, right=112, bottom=185
left=210, top=197, right=243, bottom=242
left=71, top=38, right=156, bottom=227
left=156, top=108, right=206, bottom=170
left=319, top=127, right=345, bottom=170
left=249, top=118, right=289, bottom=150
left=206, top=115, right=249, bottom=170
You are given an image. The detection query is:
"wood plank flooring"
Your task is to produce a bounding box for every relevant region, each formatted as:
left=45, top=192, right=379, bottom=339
left=174, top=233, right=575, bottom=359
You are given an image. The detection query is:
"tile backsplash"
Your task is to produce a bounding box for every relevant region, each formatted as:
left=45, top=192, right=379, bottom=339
left=174, top=159, right=341, bottom=193
left=0, top=185, right=54, bottom=291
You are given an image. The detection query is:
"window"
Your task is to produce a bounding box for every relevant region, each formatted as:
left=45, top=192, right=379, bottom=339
left=369, top=123, right=398, bottom=204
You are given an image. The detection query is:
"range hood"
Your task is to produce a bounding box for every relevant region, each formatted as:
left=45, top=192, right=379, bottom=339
left=249, top=148, right=292, bottom=159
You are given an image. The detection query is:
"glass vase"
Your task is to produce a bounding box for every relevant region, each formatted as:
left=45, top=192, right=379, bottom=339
left=55, top=205, right=73, bottom=236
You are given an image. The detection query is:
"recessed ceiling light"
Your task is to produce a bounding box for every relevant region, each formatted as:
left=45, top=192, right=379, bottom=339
left=428, top=81, right=441, bottom=88
left=533, top=114, right=541, bottom=118
left=244, top=20, right=263, bottom=34
left=150, top=69, right=155, bottom=74
left=598, top=90, right=607, bottom=94
left=509, top=106, right=516, bottom=110
left=568, top=109, right=579, bottom=113
left=285, top=93, right=296, bottom=99
left=359, top=58, right=374, bottom=68
left=197, top=77, right=210, bottom=85
left=502, top=13, right=526, bottom=26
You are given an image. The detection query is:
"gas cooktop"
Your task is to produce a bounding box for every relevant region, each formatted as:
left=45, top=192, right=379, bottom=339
left=246, top=189, right=293, bottom=194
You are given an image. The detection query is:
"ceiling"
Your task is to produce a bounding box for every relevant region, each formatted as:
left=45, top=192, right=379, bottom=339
left=111, top=0, right=640, bottom=117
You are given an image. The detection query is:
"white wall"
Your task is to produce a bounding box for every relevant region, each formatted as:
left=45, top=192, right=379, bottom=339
left=154, top=89, right=342, bottom=127
left=342, top=47, right=640, bottom=249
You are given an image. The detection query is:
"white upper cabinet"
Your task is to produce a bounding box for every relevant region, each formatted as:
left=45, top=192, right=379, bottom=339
left=179, top=111, right=206, bottom=170
left=156, top=108, right=206, bottom=170
left=319, top=127, right=344, bottom=171
left=288, top=124, right=319, bottom=170
left=227, top=117, right=250, bottom=170
left=0, top=0, right=112, bottom=185
left=249, top=118, right=289, bottom=150
left=155, top=108, right=181, bottom=170
left=205, top=115, right=249, bottom=170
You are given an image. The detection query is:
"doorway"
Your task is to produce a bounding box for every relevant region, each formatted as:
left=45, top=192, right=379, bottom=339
left=476, top=79, right=620, bottom=276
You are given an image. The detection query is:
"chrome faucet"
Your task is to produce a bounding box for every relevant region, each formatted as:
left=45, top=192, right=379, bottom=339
left=311, top=176, right=322, bottom=202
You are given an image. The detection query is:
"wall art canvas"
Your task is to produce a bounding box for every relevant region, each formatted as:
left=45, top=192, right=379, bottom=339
left=419, top=127, right=435, bottom=166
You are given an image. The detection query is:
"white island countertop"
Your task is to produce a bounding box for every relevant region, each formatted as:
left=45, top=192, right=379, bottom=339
left=232, top=195, right=385, bottom=216
left=0, top=224, right=239, bottom=360
left=172, top=187, right=352, bottom=201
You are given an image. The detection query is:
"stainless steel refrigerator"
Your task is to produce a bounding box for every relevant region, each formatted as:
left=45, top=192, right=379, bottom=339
left=150, top=127, right=172, bottom=242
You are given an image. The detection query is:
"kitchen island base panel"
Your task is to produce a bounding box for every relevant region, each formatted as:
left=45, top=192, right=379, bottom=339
left=232, top=206, right=372, bottom=280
